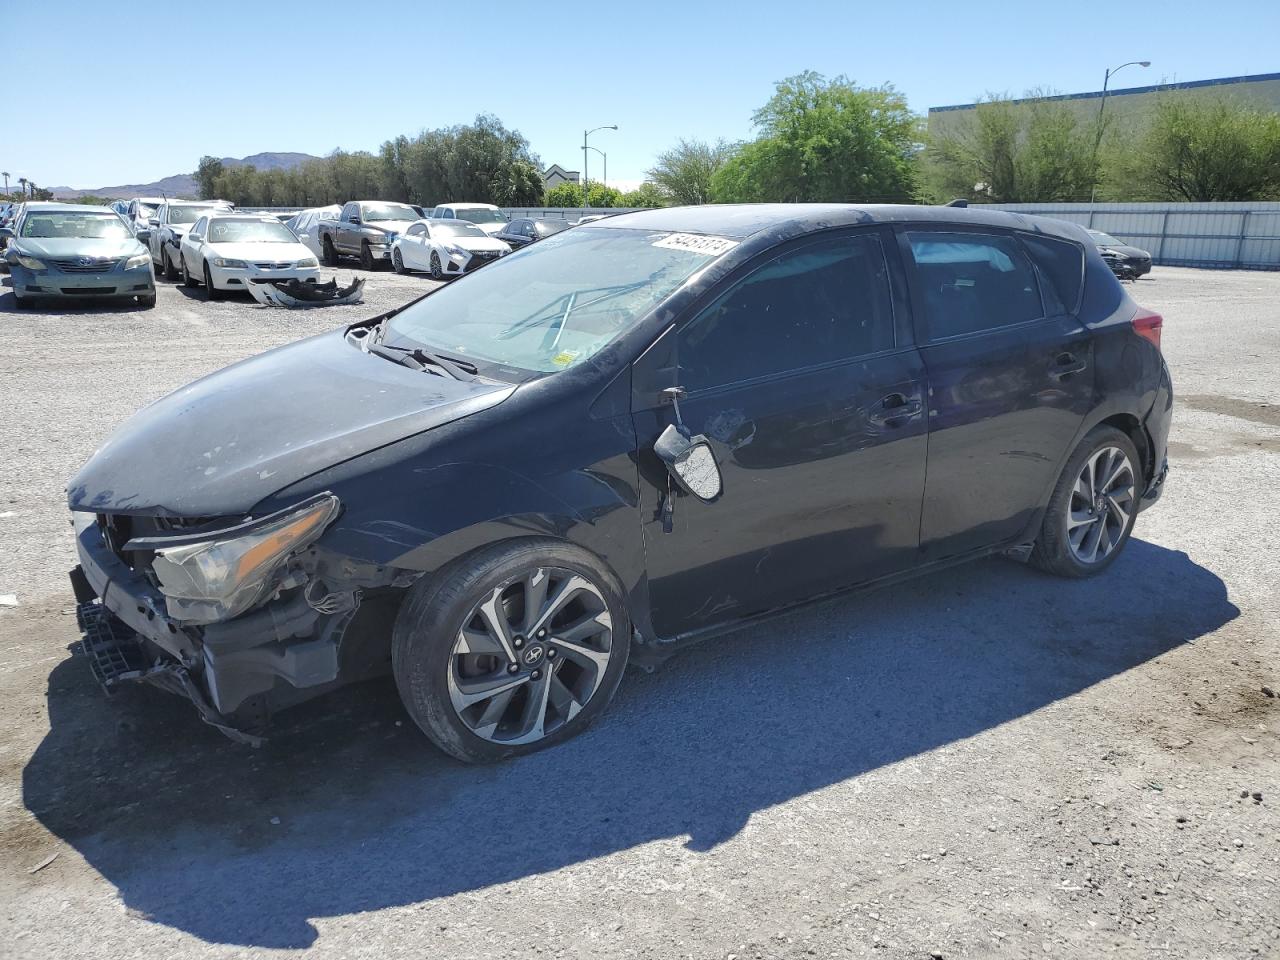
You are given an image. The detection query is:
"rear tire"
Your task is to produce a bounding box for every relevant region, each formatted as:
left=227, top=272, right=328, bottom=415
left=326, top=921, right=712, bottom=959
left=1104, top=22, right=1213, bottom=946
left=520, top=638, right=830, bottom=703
left=1031, top=426, right=1141, bottom=578
left=203, top=263, right=225, bottom=301
left=392, top=539, right=631, bottom=763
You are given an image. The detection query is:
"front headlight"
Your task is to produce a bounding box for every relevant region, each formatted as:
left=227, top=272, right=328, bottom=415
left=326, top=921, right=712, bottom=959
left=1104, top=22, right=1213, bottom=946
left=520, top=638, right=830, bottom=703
left=213, top=258, right=247, bottom=268
left=16, top=254, right=46, bottom=270
left=125, top=253, right=151, bottom=270
left=296, top=257, right=318, bottom=268
left=139, top=495, right=340, bottom=624
left=446, top=245, right=466, bottom=260
left=382, top=232, right=398, bottom=244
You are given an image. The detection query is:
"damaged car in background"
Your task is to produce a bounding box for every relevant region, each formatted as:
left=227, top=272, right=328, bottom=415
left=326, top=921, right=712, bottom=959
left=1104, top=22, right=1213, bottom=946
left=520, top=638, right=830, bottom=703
left=68, top=204, right=1172, bottom=761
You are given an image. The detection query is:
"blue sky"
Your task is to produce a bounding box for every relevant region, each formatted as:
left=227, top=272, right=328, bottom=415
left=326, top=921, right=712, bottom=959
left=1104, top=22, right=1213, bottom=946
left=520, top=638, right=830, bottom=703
left=7, top=0, right=1279, bottom=190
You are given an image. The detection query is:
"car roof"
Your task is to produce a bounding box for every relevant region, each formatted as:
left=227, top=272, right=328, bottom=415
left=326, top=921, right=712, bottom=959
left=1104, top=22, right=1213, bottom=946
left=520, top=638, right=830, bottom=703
left=17, top=202, right=115, bottom=214
left=438, top=202, right=499, bottom=209
left=595, top=203, right=1087, bottom=242
left=204, top=213, right=283, bottom=221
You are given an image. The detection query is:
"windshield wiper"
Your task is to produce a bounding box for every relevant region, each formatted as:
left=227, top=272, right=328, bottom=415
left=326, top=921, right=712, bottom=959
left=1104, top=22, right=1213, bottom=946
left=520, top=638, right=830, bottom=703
left=498, top=279, right=652, bottom=341
left=366, top=341, right=477, bottom=381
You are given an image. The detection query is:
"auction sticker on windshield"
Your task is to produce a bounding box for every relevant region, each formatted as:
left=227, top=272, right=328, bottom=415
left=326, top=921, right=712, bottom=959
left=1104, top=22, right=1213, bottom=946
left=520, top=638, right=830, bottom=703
left=651, top=233, right=739, bottom=256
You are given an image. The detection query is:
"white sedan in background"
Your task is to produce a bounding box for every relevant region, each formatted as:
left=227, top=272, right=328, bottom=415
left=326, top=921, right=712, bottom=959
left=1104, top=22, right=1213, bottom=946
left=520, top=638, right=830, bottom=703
left=179, top=213, right=320, bottom=300
left=285, top=204, right=341, bottom=259
left=391, top=219, right=511, bottom=279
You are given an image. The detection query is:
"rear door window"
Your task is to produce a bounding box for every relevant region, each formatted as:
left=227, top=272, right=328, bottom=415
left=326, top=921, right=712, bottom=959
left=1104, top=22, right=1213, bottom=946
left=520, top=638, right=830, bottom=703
left=905, top=231, right=1044, bottom=340
left=679, top=233, right=897, bottom=391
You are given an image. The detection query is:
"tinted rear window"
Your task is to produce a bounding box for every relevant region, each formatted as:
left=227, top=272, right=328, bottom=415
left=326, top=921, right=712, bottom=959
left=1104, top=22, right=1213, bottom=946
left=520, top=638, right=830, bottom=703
left=1020, top=233, right=1084, bottom=316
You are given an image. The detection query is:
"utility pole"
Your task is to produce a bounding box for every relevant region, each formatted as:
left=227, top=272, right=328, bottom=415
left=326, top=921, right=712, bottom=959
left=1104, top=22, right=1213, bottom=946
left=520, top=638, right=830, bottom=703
left=2, top=172, right=8, bottom=194
left=582, top=125, right=617, bottom=207
left=1091, top=60, right=1150, bottom=203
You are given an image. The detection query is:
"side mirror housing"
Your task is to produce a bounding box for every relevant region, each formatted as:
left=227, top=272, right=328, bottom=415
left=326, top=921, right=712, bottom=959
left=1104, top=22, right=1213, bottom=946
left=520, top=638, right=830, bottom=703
left=654, top=424, right=722, bottom=502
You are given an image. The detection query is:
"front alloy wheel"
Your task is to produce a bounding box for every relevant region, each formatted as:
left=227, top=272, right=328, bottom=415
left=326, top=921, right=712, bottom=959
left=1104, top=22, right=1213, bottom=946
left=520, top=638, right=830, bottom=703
left=447, top=568, right=615, bottom=745
left=393, top=541, right=630, bottom=762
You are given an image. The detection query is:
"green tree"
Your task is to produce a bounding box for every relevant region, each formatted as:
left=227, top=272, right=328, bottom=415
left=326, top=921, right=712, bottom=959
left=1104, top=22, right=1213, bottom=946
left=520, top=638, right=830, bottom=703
left=196, top=156, right=224, bottom=199
left=646, top=138, right=733, bottom=204
left=923, top=92, right=1100, bottom=203
left=620, top=182, right=668, bottom=207
left=1113, top=96, right=1280, bottom=201
left=543, top=182, right=584, bottom=206
left=712, top=72, right=918, bottom=202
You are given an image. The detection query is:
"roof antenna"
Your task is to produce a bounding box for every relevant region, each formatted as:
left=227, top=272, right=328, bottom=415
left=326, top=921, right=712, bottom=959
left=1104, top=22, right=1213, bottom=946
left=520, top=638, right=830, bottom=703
left=946, top=198, right=969, bottom=207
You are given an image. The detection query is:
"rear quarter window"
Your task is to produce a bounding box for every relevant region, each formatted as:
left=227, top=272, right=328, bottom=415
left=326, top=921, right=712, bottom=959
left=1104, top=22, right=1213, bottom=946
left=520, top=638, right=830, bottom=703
left=1019, top=232, right=1085, bottom=316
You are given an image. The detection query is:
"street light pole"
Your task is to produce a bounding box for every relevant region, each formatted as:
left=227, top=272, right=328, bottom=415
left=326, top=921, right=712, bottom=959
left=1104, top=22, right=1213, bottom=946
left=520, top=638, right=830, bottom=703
left=587, top=146, right=607, bottom=193
left=582, top=124, right=617, bottom=208
left=1091, top=59, right=1150, bottom=203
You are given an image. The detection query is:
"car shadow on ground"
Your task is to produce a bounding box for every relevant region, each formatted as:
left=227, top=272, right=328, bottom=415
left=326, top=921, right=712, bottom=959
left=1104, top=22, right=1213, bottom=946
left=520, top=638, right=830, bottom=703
left=22, top=539, right=1235, bottom=948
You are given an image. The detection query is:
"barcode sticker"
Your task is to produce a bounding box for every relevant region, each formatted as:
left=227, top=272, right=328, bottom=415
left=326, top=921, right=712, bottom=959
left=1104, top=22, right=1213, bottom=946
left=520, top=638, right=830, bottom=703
left=651, top=233, right=739, bottom=256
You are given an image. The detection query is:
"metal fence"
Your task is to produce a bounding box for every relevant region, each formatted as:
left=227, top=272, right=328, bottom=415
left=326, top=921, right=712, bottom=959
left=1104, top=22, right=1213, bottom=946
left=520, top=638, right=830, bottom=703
left=986, top=202, right=1280, bottom=270
left=502, top=207, right=644, bottom=221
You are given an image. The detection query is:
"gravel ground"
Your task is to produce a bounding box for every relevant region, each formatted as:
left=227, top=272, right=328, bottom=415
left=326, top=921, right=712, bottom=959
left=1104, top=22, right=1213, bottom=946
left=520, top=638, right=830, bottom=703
left=0, top=266, right=1276, bottom=960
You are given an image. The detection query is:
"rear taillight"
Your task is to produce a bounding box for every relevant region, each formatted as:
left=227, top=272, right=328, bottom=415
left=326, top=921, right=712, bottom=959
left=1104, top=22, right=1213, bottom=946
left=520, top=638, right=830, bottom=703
left=1132, top=307, right=1163, bottom=351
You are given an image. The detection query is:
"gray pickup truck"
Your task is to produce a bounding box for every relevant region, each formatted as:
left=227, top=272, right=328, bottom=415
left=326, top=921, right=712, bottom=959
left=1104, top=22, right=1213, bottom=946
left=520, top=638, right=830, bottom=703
left=318, top=200, right=423, bottom=270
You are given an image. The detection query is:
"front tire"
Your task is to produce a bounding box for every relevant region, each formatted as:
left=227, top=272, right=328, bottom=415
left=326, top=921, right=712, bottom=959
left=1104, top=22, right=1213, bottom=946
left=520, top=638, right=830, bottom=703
left=162, top=246, right=179, bottom=281
left=392, top=247, right=406, bottom=274
left=360, top=241, right=376, bottom=271
left=392, top=540, right=631, bottom=762
left=1031, top=426, right=1141, bottom=578
left=429, top=252, right=444, bottom=281
left=203, top=263, right=225, bottom=301
left=180, top=253, right=198, bottom=287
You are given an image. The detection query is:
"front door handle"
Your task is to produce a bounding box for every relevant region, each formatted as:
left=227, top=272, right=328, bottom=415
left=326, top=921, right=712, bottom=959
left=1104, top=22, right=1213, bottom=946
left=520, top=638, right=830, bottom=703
left=1050, top=353, right=1087, bottom=379
left=869, top=392, right=922, bottom=425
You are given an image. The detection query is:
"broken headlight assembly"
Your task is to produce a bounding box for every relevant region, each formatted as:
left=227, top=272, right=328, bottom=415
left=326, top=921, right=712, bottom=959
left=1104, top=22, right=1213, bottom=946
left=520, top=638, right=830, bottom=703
left=128, top=494, right=340, bottom=625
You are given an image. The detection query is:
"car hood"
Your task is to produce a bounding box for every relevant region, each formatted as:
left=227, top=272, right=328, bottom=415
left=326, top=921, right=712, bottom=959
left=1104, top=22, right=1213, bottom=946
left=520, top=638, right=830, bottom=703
left=473, top=222, right=507, bottom=236
left=68, top=329, right=515, bottom=517
left=12, top=236, right=146, bottom=260
left=455, top=236, right=510, bottom=253
left=1099, top=243, right=1149, bottom=259
left=202, top=240, right=315, bottom=262
left=364, top=220, right=417, bottom=235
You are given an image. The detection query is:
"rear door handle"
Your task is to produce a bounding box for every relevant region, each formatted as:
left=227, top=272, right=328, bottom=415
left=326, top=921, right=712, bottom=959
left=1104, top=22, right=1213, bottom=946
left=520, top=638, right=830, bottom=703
left=1050, top=353, right=1087, bottom=378
left=869, top=392, right=922, bottom=425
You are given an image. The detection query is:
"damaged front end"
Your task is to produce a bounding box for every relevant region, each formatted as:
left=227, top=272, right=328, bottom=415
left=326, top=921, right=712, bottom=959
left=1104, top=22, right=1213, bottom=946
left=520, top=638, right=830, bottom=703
left=69, top=494, right=417, bottom=744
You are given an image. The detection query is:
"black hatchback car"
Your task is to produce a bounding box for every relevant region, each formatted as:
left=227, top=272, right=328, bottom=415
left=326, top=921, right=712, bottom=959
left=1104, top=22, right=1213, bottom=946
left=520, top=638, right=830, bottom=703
left=68, top=204, right=1171, bottom=761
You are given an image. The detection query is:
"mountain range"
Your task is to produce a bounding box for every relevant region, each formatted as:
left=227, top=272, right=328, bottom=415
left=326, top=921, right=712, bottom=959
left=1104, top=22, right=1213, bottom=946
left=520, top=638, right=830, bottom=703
left=50, top=152, right=320, bottom=200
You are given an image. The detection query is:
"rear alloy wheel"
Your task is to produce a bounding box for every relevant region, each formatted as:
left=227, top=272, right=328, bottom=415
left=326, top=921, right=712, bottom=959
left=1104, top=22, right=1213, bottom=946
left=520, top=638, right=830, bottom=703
left=393, top=541, right=630, bottom=762
left=360, top=241, right=376, bottom=271
left=203, top=263, right=225, bottom=301
left=1032, top=426, right=1140, bottom=577
left=392, top=247, right=406, bottom=274
left=429, top=252, right=444, bottom=281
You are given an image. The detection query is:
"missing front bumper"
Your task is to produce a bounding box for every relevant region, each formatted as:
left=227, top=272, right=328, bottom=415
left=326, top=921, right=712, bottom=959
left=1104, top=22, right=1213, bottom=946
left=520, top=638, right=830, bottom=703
left=74, top=597, right=263, bottom=746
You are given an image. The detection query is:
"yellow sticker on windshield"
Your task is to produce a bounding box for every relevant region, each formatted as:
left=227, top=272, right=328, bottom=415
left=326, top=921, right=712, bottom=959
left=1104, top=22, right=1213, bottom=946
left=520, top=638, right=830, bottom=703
left=651, top=233, right=738, bottom=256
left=552, top=351, right=579, bottom=367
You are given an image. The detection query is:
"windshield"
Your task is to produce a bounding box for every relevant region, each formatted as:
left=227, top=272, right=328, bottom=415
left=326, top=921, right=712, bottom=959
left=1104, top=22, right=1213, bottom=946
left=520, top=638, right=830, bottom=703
left=1088, top=230, right=1122, bottom=246
left=21, top=212, right=131, bottom=239
left=454, top=207, right=508, bottom=225
left=384, top=226, right=734, bottom=374
left=430, top=221, right=488, bottom=239
left=363, top=204, right=419, bottom=222
left=168, top=205, right=222, bottom=225
left=208, top=219, right=298, bottom=243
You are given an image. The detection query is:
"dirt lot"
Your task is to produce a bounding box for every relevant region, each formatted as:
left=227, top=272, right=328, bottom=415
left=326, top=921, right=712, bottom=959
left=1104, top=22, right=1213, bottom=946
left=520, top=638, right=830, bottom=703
left=0, top=266, right=1277, bottom=960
